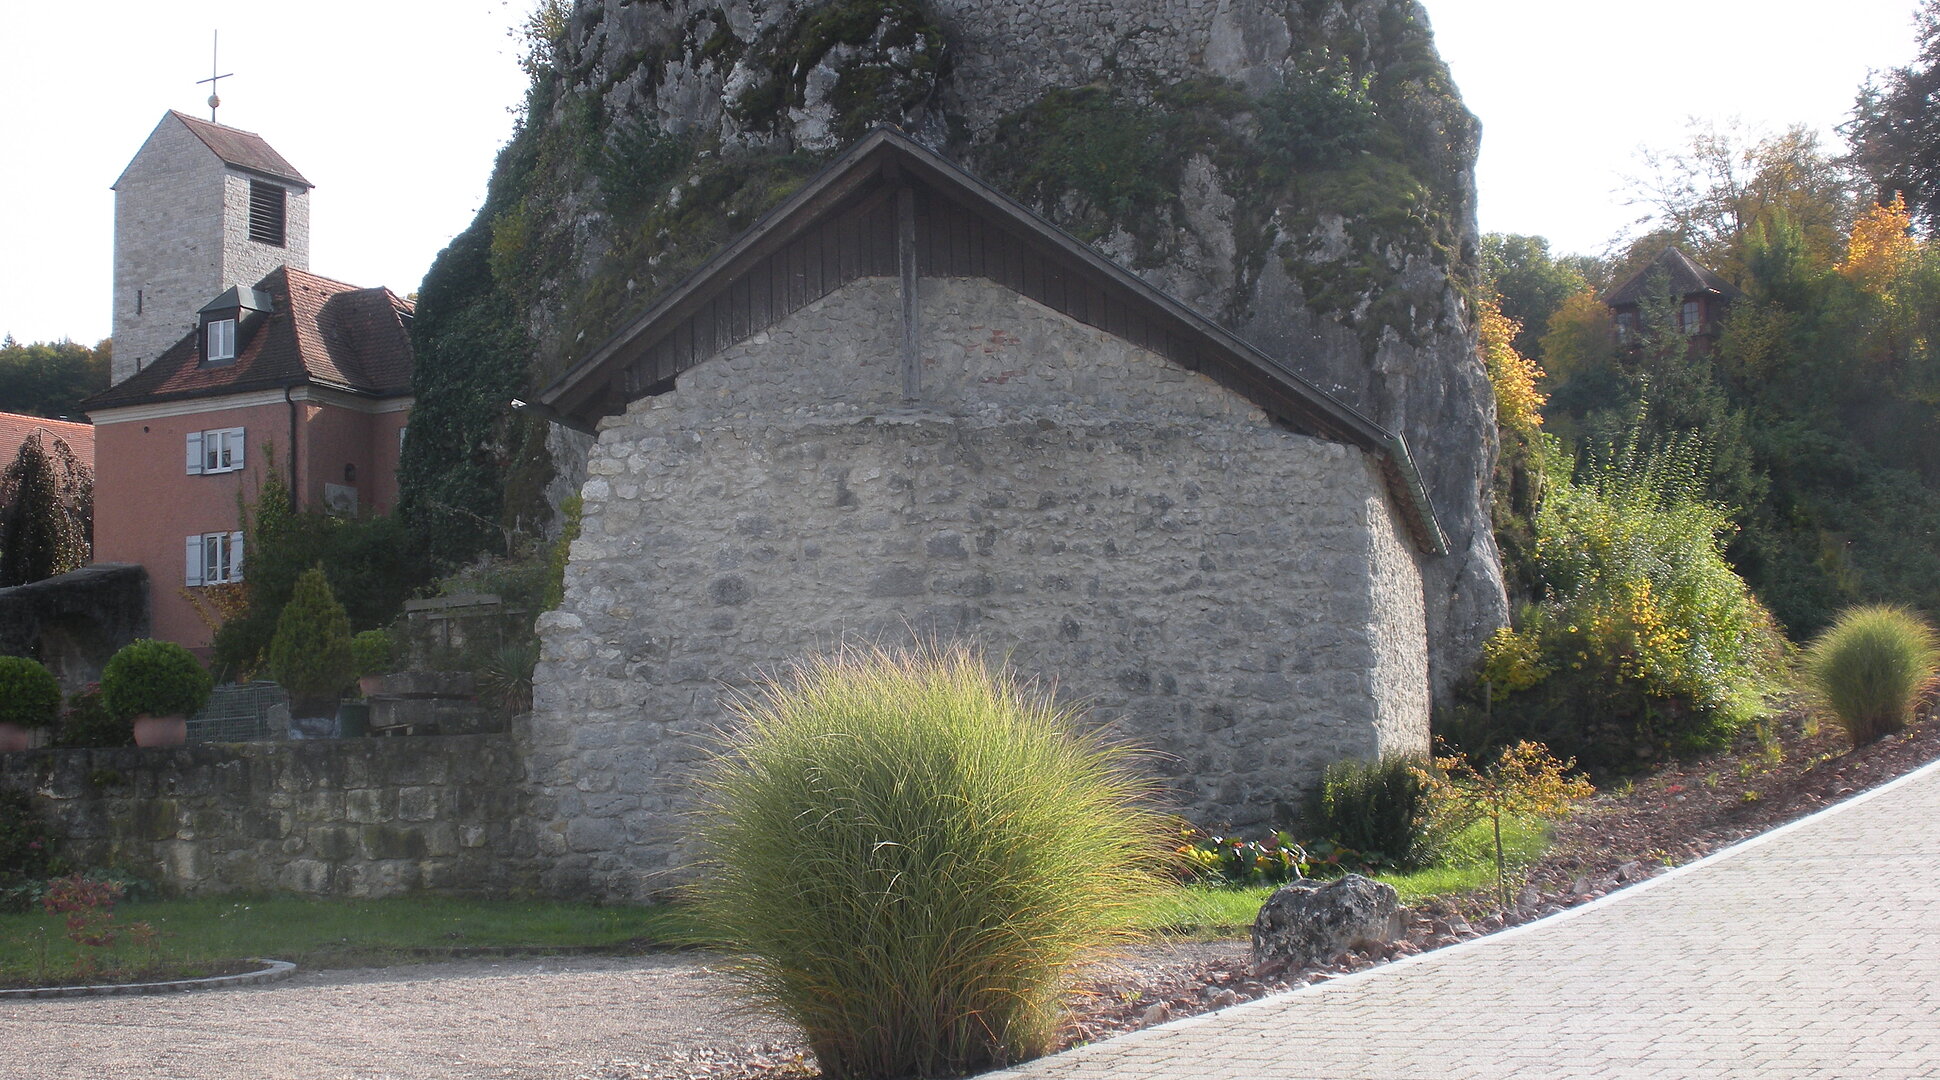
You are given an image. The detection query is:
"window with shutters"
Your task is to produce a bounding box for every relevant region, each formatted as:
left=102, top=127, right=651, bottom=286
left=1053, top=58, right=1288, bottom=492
left=185, top=531, right=244, bottom=586
left=186, top=427, right=246, bottom=475
left=248, top=181, right=286, bottom=246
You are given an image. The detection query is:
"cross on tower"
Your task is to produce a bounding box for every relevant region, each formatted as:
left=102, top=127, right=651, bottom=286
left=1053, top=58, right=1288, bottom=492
left=196, top=30, right=233, bottom=123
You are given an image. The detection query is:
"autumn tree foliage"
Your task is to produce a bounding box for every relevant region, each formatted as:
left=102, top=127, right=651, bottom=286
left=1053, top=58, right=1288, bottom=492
left=0, top=430, right=91, bottom=586
left=1841, top=194, right=1919, bottom=292
left=1477, top=294, right=1546, bottom=438
left=1626, top=121, right=1864, bottom=280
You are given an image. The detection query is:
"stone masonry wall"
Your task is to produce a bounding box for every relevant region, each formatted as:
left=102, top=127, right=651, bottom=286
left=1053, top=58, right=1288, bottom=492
left=0, top=736, right=539, bottom=898
left=530, top=276, right=1428, bottom=900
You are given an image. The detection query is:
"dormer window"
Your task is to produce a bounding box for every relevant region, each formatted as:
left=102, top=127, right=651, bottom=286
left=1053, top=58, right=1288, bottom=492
left=197, top=285, right=270, bottom=368
left=207, top=318, right=237, bottom=362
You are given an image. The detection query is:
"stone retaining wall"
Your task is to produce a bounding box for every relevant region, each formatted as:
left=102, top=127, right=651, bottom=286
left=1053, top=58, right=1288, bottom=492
left=0, top=736, right=540, bottom=898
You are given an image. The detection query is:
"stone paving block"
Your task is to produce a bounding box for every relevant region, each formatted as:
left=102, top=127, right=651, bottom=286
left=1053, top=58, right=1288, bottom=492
left=984, top=759, right=1940, bottom=1080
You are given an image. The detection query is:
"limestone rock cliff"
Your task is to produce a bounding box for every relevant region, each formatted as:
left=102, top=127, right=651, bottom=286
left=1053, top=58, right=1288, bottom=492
left=422, top=0, right=1506, bottom=693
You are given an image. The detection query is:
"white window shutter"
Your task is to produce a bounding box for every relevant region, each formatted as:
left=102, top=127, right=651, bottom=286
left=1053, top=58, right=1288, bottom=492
left=185, top=536, right=204, bottom=586
left=230, top=428, right=245, bottom=471
left=186, top=431, right=204, bottom=475
left=230, top=531, right=245, bottom=581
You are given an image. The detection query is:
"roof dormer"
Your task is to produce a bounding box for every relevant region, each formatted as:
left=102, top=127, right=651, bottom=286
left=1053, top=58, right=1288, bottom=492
left=197, top=285, right=273, bottom=367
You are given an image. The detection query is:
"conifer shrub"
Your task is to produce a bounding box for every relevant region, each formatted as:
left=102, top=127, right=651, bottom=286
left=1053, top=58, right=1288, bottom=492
left=267, top=567, right=355, bottom=714
left=1803, top=605, right=1940, bottom=745
left=0, top=656, right=61, bottom=730
left=1308, top=755, right=1449, bottom=871
left=99, top=640, right=212, bottom=721
left=687, top=644, right=1171, bottom=1080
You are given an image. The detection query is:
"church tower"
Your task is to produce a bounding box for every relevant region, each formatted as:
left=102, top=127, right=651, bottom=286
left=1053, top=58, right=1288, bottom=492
left=110, top=111, right=313, bottom=384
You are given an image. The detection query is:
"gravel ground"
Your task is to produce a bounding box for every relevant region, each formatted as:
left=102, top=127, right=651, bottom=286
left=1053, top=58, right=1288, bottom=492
left=0, top=953, right=800, bottom=1080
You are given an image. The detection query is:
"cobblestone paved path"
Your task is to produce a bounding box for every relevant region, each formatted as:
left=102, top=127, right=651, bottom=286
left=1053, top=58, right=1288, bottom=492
left=987, top=758, right=1940, bottom=1080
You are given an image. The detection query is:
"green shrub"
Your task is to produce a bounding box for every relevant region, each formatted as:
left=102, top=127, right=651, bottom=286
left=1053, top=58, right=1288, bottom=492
left=0, top=656, right=61, bottom=729
left=688, top=644, right=1171, bottom=1080
left=350, top=629, right=395, bottom=678
left=1461, top=436, right=1789, bottom=769
left=1803, top=605, right=1940, bottom=745
left=99, top=640, right=212, bottom=721
left=54, top=686, right=131, bottom=748
left=0, top=789, right=61, bottom=912
left=267, top=567, right=355, bottom=712
left=1308, top=755, right=1448, bottom=871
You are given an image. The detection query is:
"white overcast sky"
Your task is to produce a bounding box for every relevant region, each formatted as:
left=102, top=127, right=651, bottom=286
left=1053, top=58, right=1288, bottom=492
left=0, top=0, right=1924, bottom=345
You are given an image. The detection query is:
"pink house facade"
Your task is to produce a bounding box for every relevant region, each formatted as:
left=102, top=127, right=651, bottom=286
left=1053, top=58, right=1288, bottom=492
left=85, top=267, right=414, bottom=652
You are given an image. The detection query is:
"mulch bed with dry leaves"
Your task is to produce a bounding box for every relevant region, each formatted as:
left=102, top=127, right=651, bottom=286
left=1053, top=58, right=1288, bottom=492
left=665, top=701, right=1940, bottom=1079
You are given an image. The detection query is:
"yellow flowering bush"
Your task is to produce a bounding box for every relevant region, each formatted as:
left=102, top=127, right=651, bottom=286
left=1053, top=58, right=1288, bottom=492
left=1469, top=436, right=1788, bottom=767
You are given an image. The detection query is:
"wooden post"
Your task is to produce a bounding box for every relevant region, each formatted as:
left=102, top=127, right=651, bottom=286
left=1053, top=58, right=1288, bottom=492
left=898, top=184, right=920, bottom=401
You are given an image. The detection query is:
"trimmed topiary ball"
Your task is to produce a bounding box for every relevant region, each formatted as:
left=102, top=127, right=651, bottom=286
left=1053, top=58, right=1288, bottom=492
left=688, top=643, right=1171, bottom=1080
left=0, top=656, right=61, bottom=729
left=100, top=639, right=214, bottom=720
left=1804, top=605, right=1940, bottom=746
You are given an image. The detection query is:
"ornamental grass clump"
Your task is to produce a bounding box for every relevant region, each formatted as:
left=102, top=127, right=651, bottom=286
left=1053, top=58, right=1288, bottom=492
left=1803, top=605, right=1940, bottom=746
left=687, top=644, right=1172, bottom=1080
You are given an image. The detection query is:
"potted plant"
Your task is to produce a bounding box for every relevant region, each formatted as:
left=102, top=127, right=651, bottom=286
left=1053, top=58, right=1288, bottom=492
left=0, top=656, right=61, bottom=752
left=100, top=639, right=213, bottom=747
left=350, top=628, right=395, bottom=699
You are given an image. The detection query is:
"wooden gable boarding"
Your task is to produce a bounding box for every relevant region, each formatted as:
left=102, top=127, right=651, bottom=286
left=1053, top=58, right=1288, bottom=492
left=539, top=128, right=1447, bottom=555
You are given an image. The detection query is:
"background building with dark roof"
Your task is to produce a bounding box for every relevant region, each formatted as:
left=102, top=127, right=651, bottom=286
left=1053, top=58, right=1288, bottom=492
left=88, top=121, right=413, bottom=654
left=1603, top=245, right=1744, bottom=356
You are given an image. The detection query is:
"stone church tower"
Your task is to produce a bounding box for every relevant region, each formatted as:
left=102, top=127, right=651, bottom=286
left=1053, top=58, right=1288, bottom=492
left=110, top=111, right=313, bottom=384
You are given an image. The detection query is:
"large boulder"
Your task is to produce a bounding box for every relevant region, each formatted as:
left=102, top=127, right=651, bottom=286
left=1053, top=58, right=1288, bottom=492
left=1251, top=873, right=1402, bottom=974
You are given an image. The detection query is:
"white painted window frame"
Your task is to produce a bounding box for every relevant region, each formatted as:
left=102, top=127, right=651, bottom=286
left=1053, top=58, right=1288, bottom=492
left=207, top=318, right=237, bottom=362
left=186, top=427, right=246, bottom=475
left=185, top=530, right=244, bottom=586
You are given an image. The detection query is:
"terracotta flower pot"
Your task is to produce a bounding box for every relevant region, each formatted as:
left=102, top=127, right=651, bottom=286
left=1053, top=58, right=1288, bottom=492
left=0, top=722, right=31, bottom=753
left=358, top=674, right=386, bottom=698
left=132, top=713, right=188, bottom=748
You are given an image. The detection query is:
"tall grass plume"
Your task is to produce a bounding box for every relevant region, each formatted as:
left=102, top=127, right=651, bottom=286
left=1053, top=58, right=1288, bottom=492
left=686, top=643, right=1172, bottom=1079
left=1803, top=605, right=1940, bottom=745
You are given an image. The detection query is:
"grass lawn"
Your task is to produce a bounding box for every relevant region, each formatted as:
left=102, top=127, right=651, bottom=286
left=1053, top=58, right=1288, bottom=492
left=3, top=817, right=1546, bottom=985
left=0, top=894, right=699, bottom=988
left=1134, top=814, right=1551, bottom=938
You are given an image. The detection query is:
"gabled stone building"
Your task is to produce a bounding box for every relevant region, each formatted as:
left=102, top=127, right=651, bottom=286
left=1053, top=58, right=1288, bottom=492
left=529, top=130, right=1445, bottom=895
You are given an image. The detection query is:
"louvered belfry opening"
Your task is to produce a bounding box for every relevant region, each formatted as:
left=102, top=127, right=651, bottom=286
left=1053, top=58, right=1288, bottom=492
left=248, top=179, right=286, bottom=246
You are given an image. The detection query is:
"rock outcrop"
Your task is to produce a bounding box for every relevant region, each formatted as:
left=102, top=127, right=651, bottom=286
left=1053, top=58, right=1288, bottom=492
left=422, top=0, right=1507, bottom=693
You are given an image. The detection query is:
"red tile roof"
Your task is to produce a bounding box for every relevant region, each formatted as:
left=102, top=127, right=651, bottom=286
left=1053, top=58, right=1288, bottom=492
left=0, top=412, right=93, bottom=471
left=84, top=267, right=415, bottom=412
left=168, top=111, right=312, bottom=188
